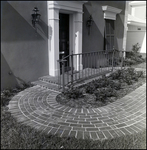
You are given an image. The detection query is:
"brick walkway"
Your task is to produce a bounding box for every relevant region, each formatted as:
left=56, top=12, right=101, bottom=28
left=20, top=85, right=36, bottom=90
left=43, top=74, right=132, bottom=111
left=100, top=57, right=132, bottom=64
left=8, top=83, right=146, bottom=140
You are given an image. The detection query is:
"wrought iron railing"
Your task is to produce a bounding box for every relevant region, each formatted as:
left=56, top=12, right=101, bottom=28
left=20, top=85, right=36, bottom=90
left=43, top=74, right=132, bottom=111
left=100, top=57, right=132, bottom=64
left=57, top=48, right=125, bottom=92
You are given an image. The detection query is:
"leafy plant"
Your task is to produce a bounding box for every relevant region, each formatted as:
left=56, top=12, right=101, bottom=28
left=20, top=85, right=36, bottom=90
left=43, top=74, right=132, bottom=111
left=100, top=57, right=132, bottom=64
left=18, top=81, right=33, bottom=90
left=63, top=87, right=84, bottom=99
left=94, top=87, right=117, bottom=102
left=84, top=75, right=112, bottom=94
left=1, top=81, right=33, bottom=107
left=109, top=69, right=124, bottom=80
left=63, top=67, right=145, bottom=104
left=110, top=80, right=121, bottom=90
left=108, top=67, right=144, bottom=85
left=85, top=81, right=97, bottom=94
left=136, top=71, right=144, bottom=78
left=1, top=89, right=12, bottom=97
left=124, top=43, right=145, bottom=66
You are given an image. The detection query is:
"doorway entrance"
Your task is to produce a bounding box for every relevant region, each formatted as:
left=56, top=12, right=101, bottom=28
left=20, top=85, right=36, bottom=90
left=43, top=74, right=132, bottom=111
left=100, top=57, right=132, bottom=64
left=59, top=13, right=70, bottom=72
left=47, top=1, right=85, bottom=76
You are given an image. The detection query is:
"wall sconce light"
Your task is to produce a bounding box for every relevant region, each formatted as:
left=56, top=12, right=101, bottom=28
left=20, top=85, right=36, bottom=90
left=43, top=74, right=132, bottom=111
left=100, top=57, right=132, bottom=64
left=31, top=7, right=41, bottom=28
left=86, top=15, right=94, bottom=35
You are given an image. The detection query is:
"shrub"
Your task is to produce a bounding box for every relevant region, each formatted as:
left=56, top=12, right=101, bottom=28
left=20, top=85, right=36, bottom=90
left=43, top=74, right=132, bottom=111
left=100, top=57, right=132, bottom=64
left=109, top=69, right=124, bottom=80
left=21, top=82, right=33, bottom=89
left=136, top=71, right=144, bottom=78
left=64, top=67, right=144, bottom=101
left=108, top=67, right=144, bottom=85
left=85, top=82, right=96, bottom=94
left=1, top=82, right=33, bottom=107
left=63, top=87, right=84, bottom=99
left=85, top=76, right=112, bottom=94
left=110, top=80, right=121, bottom=90
left=1, top=89, right=12, bottom=98
left=124, top=43, right=145, bottom=66
left=94, top=87, right=117, bottom=102
left=124, top=58, right=136, bottom=66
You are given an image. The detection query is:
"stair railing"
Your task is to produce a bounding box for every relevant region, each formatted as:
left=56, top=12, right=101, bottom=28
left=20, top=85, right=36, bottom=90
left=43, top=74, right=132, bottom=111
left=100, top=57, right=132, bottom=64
left=57, top=49, right=125, bottom=92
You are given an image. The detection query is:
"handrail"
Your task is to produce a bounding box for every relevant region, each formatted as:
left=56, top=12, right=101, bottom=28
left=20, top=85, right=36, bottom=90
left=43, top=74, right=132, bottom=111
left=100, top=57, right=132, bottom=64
left=60, top=54, right=72, bottom=61
left=57, top=48, right=125, bottom=92
left=114, top=49, right=126, bottom=53
left=58, top=49, right=116, bottom=62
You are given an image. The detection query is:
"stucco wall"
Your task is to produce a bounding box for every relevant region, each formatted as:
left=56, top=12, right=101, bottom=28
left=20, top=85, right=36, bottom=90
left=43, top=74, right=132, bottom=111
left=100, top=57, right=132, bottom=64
left=126, top=25, right=146, bottom=54
left=1, top=1, right=49, bottom=90
left=82, top=1, right=126, bottom=53
left=132, top=5, right=146, bottom=20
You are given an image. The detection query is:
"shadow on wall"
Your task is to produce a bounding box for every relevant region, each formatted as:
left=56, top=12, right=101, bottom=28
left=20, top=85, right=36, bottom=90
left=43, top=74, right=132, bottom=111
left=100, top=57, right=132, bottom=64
left=37, top=19, right=49, bottom=39
left=1, top=52, right=19, bottom=90
left=1, top=1, right=49, bottom=90
left=115, top=15, right=125, bottom=50
left=82, top=3, right=108, bottom=68
left=1, top=52, right=33, bottom=90
left=1, top=1, right=48, bottom=42
left=83, top=4, right=105, bottom=52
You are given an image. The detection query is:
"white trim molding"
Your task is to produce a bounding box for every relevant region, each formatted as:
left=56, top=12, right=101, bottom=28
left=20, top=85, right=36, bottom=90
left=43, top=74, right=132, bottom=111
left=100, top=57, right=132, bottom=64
left=127, top=14, right=146, bottom=27
left=102, top=5, right=122, bottom=20
left=127, top=21, right=146, bottom=27
left=47, top=1, right=86, bottom=76
left=129, top=1, right=146, bottom=7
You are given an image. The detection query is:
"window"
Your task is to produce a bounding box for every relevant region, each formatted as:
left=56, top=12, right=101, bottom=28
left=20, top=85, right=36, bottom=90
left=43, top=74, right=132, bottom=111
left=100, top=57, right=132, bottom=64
left=104, top=19, right=115, bottom=50
left=102, top=5, right=122, bottom=51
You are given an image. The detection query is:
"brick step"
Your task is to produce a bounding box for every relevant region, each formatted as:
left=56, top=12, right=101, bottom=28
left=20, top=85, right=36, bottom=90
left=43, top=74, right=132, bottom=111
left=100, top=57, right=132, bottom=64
left=39, top=76, right=59, bottom=85
left=31, top=80, right=61, bottom=93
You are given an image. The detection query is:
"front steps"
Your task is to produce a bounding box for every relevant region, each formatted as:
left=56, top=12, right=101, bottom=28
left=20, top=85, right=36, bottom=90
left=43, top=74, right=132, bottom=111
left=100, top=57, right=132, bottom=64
left=31, top=76, right=61, bottom=93
left=31, top=67, right=126, bottom=93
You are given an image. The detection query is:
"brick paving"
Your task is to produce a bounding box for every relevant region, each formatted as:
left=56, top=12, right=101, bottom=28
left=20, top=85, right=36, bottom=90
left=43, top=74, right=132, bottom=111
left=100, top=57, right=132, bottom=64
left=8, top=83, right=146, bottom=141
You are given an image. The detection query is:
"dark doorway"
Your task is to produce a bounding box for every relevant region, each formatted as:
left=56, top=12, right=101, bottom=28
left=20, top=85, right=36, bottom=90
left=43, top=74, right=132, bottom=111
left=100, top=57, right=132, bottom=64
left=59, top=13, right=69, bottom=72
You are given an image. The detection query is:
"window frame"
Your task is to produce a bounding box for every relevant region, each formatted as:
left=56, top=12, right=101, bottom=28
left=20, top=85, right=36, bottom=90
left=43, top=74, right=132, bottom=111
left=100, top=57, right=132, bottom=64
left=104, top=19, right=115, bottom=51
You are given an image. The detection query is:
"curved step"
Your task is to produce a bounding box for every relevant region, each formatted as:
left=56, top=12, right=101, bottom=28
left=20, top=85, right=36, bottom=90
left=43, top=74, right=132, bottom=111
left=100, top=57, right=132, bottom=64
left=31, top=80, right=61, bottom=93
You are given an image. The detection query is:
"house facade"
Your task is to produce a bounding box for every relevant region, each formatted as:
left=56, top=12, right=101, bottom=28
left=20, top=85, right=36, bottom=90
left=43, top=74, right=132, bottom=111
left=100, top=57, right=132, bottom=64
left=1, top=1, right=128, bottom=90
left=126, top=1, right=146, bottom=57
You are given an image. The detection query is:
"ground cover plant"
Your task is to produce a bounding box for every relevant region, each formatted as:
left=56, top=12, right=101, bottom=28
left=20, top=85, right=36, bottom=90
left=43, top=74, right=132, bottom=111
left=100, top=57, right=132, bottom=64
left=56, top=67, right=146, bottom=108
left=1, top=63, right=146, bottom=149
left=1, top=82, right=33, bottom=107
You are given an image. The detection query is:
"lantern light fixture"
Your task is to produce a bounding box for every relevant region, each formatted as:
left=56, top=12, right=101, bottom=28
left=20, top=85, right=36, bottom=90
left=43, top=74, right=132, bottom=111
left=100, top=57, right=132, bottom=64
left=86, top=15, right=94, bottom=35
left=31, top=7, right=41, bottom=28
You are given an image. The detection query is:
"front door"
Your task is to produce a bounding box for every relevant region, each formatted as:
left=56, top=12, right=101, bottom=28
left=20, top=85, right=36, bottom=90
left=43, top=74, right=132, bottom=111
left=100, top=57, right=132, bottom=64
left=59, top=13, right=69, bottom=72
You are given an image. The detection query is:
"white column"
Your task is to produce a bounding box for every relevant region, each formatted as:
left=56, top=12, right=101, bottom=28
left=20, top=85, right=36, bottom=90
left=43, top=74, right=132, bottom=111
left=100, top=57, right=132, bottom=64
left=48, top=8, right=59, bottom=76
left=140, top=32, right=146, bottom=54
left=123, top=1, right=129, bottom=58
left=131, top=7, right=135, bottom=17
left=74, top=12, right=83, bottom=71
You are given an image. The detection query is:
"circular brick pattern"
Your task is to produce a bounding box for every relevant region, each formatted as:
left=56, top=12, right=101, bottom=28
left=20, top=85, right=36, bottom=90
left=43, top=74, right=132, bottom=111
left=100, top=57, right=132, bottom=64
left=8, top=84, right=146, bottom=140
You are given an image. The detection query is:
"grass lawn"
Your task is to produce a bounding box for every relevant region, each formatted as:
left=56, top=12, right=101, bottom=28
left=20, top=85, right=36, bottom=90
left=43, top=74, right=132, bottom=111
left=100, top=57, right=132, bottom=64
left=1, top=63, right=146, bottom=149
left=1, top=104, right=146, bottom=149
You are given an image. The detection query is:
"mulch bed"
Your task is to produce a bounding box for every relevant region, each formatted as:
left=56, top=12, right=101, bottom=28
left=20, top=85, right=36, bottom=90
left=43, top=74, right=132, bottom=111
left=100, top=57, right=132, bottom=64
left=56, top=72, right=146, bottom=109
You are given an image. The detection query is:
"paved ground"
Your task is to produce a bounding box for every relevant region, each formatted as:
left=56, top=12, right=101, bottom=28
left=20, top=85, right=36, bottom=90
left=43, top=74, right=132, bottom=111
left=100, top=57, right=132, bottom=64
left=8, top=83, right=146, bottom=140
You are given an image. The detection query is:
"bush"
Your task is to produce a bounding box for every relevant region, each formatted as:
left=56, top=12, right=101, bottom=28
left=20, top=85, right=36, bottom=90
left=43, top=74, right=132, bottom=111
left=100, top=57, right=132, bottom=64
left=109, top=69, right=124, bottom=80
left=108, top=68, right=144, bottom=85
left=124, top=43, right=145, bottom=66
left=85, top=75, right=111, bottom=94
left=1, top=89, right=12, bottom=98
left=109, top=80, right=121, bottom=90
left=85, top=82, right=97, bottom=94
left=94, top=87, right=117, bottom=102
left=136, top=71, right=144, bottom=78
left=1, top=82, right=33, bottom=107
left=63, top=87, right=84, bottom=99
left=63, top=67, right=145, bottom=102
